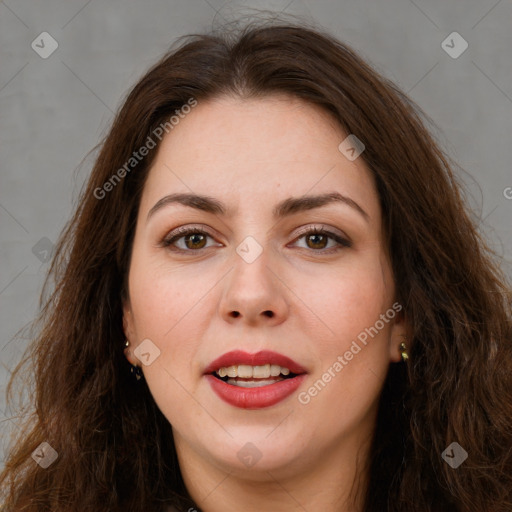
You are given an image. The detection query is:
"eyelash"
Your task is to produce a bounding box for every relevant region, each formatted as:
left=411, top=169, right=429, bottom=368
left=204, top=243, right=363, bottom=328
left=160, top=225, right=352, bottom=254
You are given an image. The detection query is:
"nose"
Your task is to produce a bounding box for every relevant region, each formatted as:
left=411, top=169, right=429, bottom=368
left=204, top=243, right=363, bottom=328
left=218, top=245, right=289, bottom=327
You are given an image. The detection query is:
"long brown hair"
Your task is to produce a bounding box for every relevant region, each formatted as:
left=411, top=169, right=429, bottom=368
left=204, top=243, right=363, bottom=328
left=2, top=19, right=511, bottom=512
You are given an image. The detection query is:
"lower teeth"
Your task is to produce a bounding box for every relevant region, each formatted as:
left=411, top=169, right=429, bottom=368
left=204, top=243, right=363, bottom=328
left=227, top=378, right=284, bottom=388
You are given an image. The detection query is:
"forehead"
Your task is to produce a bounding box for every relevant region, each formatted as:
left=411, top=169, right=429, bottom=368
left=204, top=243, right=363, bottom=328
left=139, top=95, right=379, bottom=222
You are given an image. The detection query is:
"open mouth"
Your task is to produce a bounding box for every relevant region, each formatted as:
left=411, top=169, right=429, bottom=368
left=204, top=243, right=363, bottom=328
left=204, top=354, right=308, bottom=408
left=210, top=364, right=300, bottom=388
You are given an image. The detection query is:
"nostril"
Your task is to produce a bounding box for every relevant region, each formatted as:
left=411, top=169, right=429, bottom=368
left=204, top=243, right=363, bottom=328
left=264, top=310, right=273, bottom=317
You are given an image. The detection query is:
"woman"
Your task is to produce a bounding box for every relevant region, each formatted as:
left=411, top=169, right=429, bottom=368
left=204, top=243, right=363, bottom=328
left=1, top=20, right=511, bottom=512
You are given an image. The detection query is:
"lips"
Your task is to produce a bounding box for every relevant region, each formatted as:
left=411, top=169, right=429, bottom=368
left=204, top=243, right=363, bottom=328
left=203, top=350, right=307, bottom=376
left=203, top=350, right=308, bottom=409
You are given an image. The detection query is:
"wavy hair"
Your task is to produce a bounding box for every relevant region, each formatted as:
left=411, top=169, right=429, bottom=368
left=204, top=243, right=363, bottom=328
left=1, top=19, right=511, bottom=512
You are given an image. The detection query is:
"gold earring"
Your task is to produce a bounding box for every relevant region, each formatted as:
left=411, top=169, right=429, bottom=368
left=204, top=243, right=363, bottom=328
left=399, top=338, right=409, bottom=362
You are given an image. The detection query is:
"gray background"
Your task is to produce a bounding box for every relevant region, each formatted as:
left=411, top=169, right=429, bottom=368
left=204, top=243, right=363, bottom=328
left=1, top=0, right=511, bottom=468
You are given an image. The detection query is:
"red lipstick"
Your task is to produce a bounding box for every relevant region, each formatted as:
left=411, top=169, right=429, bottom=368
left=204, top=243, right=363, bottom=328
left=203, top=350, right=307, bottom=376
left=203, top=350, right=307, bottom=410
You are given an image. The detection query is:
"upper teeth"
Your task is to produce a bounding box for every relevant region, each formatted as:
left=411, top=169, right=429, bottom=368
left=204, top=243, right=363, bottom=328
left=216, top=364, right=291, bottom=379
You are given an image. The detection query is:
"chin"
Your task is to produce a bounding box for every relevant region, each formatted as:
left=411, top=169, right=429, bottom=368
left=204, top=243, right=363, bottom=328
left=204, top=435, right=307, bottom=476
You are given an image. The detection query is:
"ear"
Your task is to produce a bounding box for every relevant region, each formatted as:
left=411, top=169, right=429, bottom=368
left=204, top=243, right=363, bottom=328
left=388, top=305, right=412, bottom=363
left=122, top=299, right=139, bottom=366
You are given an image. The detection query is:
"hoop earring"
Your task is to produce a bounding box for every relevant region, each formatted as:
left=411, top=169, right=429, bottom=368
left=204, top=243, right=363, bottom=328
left=125, top=340, right=143, bottom=380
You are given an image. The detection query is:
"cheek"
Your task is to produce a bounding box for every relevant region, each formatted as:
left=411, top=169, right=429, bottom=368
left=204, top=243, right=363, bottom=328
left=291, top=251, right=389, bottom=345
left=296, top=251, right=391, bottom=398
left=128, top=261, right=208, bottom=422
left=126, top=253, right=199, bottom=381
left=129, top=247, right=212, bottom=338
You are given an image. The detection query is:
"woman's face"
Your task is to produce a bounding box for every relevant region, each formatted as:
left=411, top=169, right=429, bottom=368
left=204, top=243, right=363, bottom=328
left=123, top=95, right=408, bottom=479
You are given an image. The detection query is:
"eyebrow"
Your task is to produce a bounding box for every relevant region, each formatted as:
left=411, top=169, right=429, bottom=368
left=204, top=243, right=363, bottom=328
left=146, top=191, right=369, bottom=223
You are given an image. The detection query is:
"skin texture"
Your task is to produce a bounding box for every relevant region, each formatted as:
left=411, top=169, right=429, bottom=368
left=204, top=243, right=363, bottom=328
left=122, top=95, right=409, bottom=512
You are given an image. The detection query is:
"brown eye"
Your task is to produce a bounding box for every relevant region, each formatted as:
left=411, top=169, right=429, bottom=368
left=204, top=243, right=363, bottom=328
left=183, top=233, right=207, bottom=249
left=305, top=233, right=329, bottom=250
left=292, top=226, right=352, bottom=252
left=162, top=227, right=219, bottom=252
